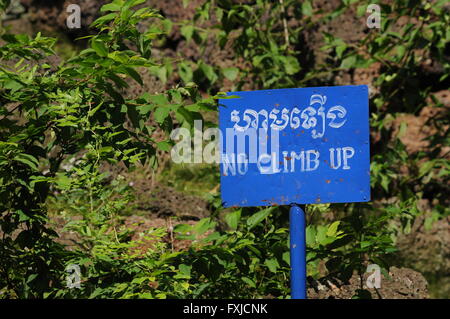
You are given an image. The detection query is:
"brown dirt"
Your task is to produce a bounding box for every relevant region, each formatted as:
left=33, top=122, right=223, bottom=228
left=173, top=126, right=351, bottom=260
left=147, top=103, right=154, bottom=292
left=395, top=215, right=450, bottom=298
left=122, top=215, right=199, bottom=253
left=396, top=215, right=450, bottom=277
left=308, top=0, right=368, bottom=66
left=18, top=0, right=107, bottom=36
left=98, top=161, right=211, bottom=220
left=48, top=212, right=202, bottom=253
left=131, top=179, right=210, bottom=220
left=391, top=90, right=450, bottom=156
left=48, top=215, right=82, bottom=250
left=308, top=267, right=428, bottom=299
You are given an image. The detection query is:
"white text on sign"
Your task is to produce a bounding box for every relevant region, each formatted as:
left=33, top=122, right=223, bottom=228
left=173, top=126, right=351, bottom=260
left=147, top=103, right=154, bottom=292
left=222, top=147, right=355, bottom=176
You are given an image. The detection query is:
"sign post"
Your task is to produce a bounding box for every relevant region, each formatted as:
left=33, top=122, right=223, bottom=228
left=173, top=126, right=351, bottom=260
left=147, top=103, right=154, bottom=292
left=219, top=85, right=370, bottom=299
left=289, top=204, right=306, bottom=299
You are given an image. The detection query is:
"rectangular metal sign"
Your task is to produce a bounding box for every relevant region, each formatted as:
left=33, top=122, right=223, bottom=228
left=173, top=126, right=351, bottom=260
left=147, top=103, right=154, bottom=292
left=219, top=85, right=370, bottom=207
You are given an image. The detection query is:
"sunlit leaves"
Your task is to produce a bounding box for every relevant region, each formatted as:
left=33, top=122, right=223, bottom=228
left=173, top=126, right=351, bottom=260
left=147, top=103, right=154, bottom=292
left=224, top=209, right=241, bottom=230
left=247, top=207, right=274, bottom=230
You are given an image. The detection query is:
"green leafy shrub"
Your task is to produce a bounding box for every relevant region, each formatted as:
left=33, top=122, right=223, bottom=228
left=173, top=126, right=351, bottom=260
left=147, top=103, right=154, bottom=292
left=1, top=0, right=449, bottom=299
left=0, top=0, right=216, bottom=298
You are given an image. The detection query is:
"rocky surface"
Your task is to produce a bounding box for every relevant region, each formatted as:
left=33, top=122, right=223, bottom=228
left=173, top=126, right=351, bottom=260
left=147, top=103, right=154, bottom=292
left=396, top=215, right=450, bottom=297
left=308, top=267, right=429, bottom=299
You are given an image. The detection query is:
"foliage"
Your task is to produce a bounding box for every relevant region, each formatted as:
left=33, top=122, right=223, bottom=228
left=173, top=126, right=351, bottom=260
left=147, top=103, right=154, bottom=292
left=168, top=0, right=314, bottom=91
left=0, top=0, right=10, bottom=12
left=323, top=0, right=449, bottom=205
left=0, top=0, right=216, bottom=298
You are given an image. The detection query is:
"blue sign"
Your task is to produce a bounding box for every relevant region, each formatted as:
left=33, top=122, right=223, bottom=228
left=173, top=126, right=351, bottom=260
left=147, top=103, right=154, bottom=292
left=219, top=85, right=370, bottom=207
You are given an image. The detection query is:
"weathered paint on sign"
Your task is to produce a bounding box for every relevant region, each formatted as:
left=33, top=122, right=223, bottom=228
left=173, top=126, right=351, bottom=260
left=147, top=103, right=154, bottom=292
left=219, top=85, right=370, bottom=207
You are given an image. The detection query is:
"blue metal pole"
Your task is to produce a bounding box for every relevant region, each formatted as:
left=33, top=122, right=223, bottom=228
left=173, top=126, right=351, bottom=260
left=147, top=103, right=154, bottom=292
left=290, top=204, right=307, bottom=299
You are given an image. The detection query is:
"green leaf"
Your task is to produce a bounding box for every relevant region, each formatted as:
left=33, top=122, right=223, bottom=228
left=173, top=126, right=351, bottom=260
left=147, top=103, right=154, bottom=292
left=336, top=44, right=347, bottom=58
left=305, top=225, right=316, bottom=246
left=179, top=62, right=193, bottom=83
left=419, top=161, right=434, bottom=178
left=181, top=25, right=194, bottom=42
left=150, top=65, right=169, bottom=83
left=13, top=154, right=39, bottom=171
left=316, top=226, right=328, bottom=245
left=302, top=1, right=313, bottom=16
left=199, top=62, right=218, bottom=83
left=241, top=277, right=256, bottom=288
left=356, top=4, right=367, bottom=17
left=396, top=45, right=406, bottom=59
left=264, top=258, right=279, bottom=273
left=125, top=0, right=146, bottom=8
left=16, top=210, right=30, bottom=222
left=101, top=3, right=122, bottom=12
left=201, top=231, right=221, bottom=243
left=340, top=55, right=356, bottom=69
left=224, top=209, right=241, bottom=230
left=285, top=56, right=300, bottom=75
left=247, top=207, right=273, bottom=230
left=397, top=121, right=407, bottom=138
left=179, top=264, right=191, bottom=277
left=150, top=94, right=169, bottom=105
left=92, top=40, right=108, bottom=57
left=154, top=107, right=170, bottom=124
left=26, top=273, right=38, bottom=284
left=193, top=218, right=215, bottom=235
left=174, top=223, right=192, bottom=234
left=55, top=173, right=72, bottom=190
left=156, top=141, right=171, bottom=151
left=123, top=67, right=143, bottom=85
left=222, top=67, right=239, bottom=81
left=326, top=221, right=340, bottom=237
left=131, top=277, right=148, bottom=285
left=360, top=241, right=372, bottom=249
left=113, top=283, right=128, bottom=293
left=381, top=174, right=390, bottom=192
left=91, top=12, right=118, bottom=27
left=4, top=79, right=23, bottom=92
left=107, top=51, right=129, bottom=63
left=282, top=251, right=290, bottom=265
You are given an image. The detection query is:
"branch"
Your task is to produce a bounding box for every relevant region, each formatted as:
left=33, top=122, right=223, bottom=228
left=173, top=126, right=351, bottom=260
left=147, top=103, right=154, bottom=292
left=279, top=0, right=290, bottom=52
